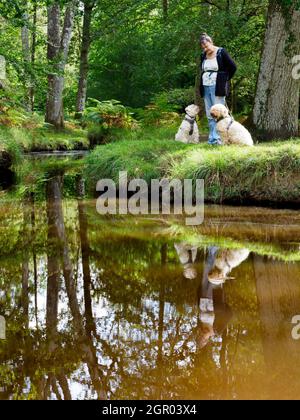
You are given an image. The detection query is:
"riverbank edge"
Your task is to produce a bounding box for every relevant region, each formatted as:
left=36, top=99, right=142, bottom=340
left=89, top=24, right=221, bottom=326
left=84, top=138, right=300, bottom=206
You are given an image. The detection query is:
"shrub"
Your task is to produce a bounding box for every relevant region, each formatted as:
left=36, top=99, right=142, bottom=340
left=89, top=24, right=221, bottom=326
left=131, top=87, right=201, bottom=127
left=84, top=99, right=139, bottom=145
left=153, top=87, right=196, bottom=113
left=87, top=124, right=110, bottom=147
left=132, top=105, right=180, bottom=127
left=83, top=99, right=137, bottom=129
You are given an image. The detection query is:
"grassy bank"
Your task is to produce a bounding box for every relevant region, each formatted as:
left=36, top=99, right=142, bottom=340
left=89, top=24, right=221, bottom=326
left=84, top=135, right=300, bottom=204
left=0, top=124, right=88, bottom=153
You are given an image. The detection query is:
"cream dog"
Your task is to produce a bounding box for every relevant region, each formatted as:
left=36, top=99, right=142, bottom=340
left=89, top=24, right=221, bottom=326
left=175, top=104, right=200, bottom=144
left=210, top=104, right=254, bottom=146
left=208, top=248, right=250, bottom=285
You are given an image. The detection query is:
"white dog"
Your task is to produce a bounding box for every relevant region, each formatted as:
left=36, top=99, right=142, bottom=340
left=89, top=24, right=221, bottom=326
left=175, top=104, right=200, bottom=144
left=210, top=104, right=254, bottom=146
left=208, top=248, right=250, bottom=285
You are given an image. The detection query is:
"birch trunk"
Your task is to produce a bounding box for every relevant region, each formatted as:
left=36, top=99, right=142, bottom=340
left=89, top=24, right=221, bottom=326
left=46, top=1, right=77, bottom=129
left=253, top=2, right=300, bottom=139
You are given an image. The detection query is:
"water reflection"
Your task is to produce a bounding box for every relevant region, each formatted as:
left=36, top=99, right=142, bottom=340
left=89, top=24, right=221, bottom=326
left=174, top=244, right=249, bottom=350
left=0, top=168, right=300, bottom=399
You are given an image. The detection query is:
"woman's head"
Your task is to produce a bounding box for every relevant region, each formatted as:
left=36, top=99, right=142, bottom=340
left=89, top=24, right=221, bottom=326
left=200, top=33, right=214, bottom=54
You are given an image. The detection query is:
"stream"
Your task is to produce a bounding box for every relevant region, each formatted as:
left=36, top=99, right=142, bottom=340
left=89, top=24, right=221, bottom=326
left=0, top=154, right=300, bottom=400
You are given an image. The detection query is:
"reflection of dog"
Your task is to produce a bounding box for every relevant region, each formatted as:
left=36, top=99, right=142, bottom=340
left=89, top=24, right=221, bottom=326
left=208, top=248, right=250, bottom=285
left=175, top=104, right=200, bottom=144
left=174, top=243, right=198, bottom=279
left=210, top=104, right=254, bottom=146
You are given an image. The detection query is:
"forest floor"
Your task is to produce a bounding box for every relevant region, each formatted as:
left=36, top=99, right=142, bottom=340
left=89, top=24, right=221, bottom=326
left=84, top=128, right=300, bottom=205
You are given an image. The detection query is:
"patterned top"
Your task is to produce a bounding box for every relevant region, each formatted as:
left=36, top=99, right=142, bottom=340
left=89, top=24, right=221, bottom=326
left=202, top=54, right=219, bottom=86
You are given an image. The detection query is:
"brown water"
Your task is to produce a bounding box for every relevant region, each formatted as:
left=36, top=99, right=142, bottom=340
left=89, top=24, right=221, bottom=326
left=1, top=170, right=300, bottom=400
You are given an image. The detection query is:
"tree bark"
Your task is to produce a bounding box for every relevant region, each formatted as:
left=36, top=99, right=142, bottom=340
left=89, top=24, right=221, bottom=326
left=29, top=0, right=37, bottom=111
left=75, top=0, right=95, bottom=115
left=21, top=9, right=31, bottom=112
left=46, top=1, right=77, bottom=129
left=162, top=0, right=168, bottom=21
left=253, top=2, right=300, bottom=140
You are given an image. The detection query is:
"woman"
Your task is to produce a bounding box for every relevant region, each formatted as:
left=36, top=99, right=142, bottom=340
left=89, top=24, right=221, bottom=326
left=200, top=33, right=237, bottom=145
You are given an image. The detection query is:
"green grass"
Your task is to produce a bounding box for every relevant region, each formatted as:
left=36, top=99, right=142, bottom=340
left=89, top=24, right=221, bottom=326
left=84, top=131, right=300, bottom=204
left=0, top=124, right=89, bottom=153
left=84, top=136, right=192, bottom=186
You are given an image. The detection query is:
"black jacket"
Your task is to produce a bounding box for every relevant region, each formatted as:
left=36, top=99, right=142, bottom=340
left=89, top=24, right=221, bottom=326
left=200, top=48, right=237, bottom=97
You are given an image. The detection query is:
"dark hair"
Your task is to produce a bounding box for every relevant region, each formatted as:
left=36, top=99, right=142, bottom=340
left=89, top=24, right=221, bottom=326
left=200, top=33, right=213, bottom=45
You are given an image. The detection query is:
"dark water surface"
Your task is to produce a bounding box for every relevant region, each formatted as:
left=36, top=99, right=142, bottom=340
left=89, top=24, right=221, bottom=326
left=0, top=157, right=300, bottom=400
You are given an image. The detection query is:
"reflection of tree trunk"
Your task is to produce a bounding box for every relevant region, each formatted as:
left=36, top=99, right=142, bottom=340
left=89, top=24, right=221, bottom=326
left=22, top=197, right=32, bottom=327
left=253, top=256, right=300, bottom=398
left=46, top=176, right=107, bottom=399
left=46, top=179, right=69, bottom=399
left=156, top=244, right=167, bottom=399
left=77, top=176, right=94, bottom=335
left=46, top=255, right=60, bottom=344
left=29, top=192, right=39, bottom=329
left=46, top=179, right=61, bottom=341
left=158, top=244, right=167, bottom=350
left=21, top=262, right=29, bottom=327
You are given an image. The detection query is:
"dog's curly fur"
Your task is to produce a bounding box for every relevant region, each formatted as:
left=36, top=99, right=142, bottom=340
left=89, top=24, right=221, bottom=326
left=208, top=248, right=250, bottom=285
left=210, top=104, right=254, bottom=146
left=175, top=104, right=200, bottom=144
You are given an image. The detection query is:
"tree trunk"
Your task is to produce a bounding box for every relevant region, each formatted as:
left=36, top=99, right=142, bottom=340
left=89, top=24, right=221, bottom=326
left=29, top=0, right=37, bottom=111
left=162, top=0, right=168, bottom=21
left=75, top=1, right=95, bottom=115
left=253, top=2, right=300, bottom=140
left=46, top=1, right=77, bottom=129
left=21, top=9, right=31, bottom=112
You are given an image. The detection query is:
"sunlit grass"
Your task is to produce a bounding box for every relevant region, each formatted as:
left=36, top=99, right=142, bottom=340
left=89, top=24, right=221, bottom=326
left=85, top=133, right=300, bottom=203
left=0, top=124, right=88, bottom=153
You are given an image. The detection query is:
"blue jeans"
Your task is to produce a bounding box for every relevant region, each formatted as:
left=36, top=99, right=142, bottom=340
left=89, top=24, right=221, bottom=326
left=203, top=85, right=225, bottom=145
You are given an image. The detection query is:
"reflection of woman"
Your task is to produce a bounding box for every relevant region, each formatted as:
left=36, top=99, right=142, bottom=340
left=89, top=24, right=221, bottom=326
left=196, top=247, right=233, bottom=349
left=175, top=244, right=249, bottom=349
left=174, top=244, right=232, bottom=349
left=199, top=33, right=237, bottom=145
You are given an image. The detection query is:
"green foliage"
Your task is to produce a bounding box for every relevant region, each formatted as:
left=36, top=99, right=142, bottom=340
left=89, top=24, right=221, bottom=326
left=84, top=99, right=137, bottom=128
left=84, top=99, right=139, bottom=145
left=132, top=105, right=180, bottom=127
left=88, top=0, right=268, bottom=112
left=153, top=87, right=196, bottom=113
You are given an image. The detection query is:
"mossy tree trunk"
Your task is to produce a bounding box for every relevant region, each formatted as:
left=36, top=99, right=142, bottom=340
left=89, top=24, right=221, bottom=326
left=253, top=1, right=300, bottom=140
